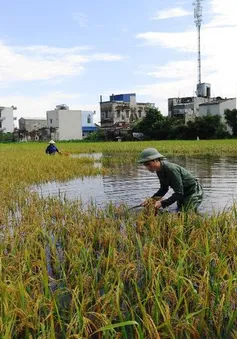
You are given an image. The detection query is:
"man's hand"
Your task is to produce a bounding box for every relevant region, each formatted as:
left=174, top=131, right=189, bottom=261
left=154, top=200, right=162, bottom=210
left=142, top=197, right=162, bottom=208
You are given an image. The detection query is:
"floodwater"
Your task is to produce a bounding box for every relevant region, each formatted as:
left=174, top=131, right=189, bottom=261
left=33, top=154, right=237, bottom=214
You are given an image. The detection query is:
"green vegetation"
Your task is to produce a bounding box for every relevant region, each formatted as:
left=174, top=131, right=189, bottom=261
left=133, top=107, right=230, bottom=140
left=224, top=109, right=237, bottom=137
left=0, top=132, right=15, bottom=142
left=1, top=141, right=237, bottom=338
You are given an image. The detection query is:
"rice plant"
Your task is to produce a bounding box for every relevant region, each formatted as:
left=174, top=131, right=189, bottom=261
left=1, top=140, right=237, bottom=338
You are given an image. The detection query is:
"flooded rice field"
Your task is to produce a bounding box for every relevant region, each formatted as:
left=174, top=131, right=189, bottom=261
left=33, top=154, right=237, bottom=214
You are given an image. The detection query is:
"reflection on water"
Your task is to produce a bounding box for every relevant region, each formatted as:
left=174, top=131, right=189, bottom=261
left=70, top=153, right=103, bottom=160
left=33, top=155, right=237, bottom=214
left=70, top=153, right=103, bottom=168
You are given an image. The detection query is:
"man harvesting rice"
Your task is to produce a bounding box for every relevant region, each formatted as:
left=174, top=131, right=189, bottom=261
left=138, top=148, right=203, bottom=212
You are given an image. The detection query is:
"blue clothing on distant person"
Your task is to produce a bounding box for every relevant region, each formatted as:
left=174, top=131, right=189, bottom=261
left=46, top=145, right=59, bottom=155
left=45, top=140, right=60, bottom=155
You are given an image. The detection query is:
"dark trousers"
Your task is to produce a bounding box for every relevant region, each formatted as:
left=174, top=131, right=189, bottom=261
left=177, top=181, right=203, bottom=212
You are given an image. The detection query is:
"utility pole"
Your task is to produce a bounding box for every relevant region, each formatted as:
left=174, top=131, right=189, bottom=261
left=193, top=0, right=203, bottom=85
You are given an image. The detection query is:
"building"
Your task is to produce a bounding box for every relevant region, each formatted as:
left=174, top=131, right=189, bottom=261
left=168, top=96, right=209, bottom=119
left=46, top=104, right=82, bottom=141
left=168, top=83, right=211, bottom=119
left=0, top=106, right=17, bottom=133
left=19, top=118, right=47, bottom=132
left=17, top=117, right=48, bottom=141
left=100, top=93, right=155, bottom=128
left=199, top=98, right=236, bottom=119
left=81, top=111, right=97, bottom=138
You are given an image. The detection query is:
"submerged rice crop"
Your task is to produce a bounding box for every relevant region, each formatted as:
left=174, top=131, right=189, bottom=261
left=1, top=140, right=237, bottom=338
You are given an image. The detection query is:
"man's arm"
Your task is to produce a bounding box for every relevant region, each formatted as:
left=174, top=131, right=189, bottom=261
left=152, top=185, right=168, bottom=199
left=56, top=147, right=62, bottom=155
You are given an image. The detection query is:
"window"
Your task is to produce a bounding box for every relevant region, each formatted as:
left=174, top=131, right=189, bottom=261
left=126, top=110, right=129, bottom=118
left=138, top=110, right=142, bottom=118
left=0, top=122, right=2, bottom=128
left=105, top=111, right=108, bottom=119
left=50, top=119, right=53, bottom=124
left=87, top=114, right=91, bottom=124
left=117, top=110, right=120, bottom=118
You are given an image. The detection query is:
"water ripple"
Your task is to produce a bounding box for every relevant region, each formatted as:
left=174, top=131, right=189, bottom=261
left=33, top=155, right=237, bottom=214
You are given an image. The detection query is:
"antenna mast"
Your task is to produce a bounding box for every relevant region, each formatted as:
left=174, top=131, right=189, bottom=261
left=193, top=0, right=203, bottom=85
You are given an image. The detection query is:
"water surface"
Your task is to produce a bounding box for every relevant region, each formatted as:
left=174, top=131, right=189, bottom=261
left=33, top=155, right=237, bottom=214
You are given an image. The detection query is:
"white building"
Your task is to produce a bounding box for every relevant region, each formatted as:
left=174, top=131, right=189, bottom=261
left=168, top=83, right=212, bottom=120
left=168, top=96, right=209, bottom=118
left=0, top=106, right=17, bottom=133
left=81, top=111, right=97, bottom=138
left=81, top=110, right=95, bottom=127
left=19, top=118, right=47, bottom=132
left=47, top=104, right=82, bottom=141
left=100, top=93, right=155, bottom=128
left=199, top=98, right=236, bottom=119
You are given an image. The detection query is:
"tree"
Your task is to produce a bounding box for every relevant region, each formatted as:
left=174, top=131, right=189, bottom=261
left=224, top=109, right=237, bottom=136
left=84, top=129, right=106, bottom=141
left=186, top=115, right=228, bottom=139
left=168, top=124, right=191, bottom=140
left=0, top=132, right=14, bottom=142
left=133, top=107, right=166, bottom=139
left=133, top=108, right=229, bottom=140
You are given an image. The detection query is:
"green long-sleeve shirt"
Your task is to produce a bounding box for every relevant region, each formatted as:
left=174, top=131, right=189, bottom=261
left=152, top=161, right=197, bottom=208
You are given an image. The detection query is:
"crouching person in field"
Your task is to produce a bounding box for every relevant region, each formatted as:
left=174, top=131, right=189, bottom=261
left=45, top=140, right=61, bottom=155
left=138, top=148, right=203, bottom=213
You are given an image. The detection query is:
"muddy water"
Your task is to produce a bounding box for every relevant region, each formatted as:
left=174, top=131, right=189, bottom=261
left=33, top=155, right=237, bottom=214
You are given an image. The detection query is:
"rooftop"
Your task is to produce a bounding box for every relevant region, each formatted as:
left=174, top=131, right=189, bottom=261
left=199, top=98, right=236, bottom=106
left=82, top=126, right=97, bottom=132
left=19, top=117, right=47, bottom=121
left=100, top=101, right=154, bottom=105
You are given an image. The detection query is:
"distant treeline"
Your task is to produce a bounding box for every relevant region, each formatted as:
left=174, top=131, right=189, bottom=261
left=132, top=107, right=231, bottom=140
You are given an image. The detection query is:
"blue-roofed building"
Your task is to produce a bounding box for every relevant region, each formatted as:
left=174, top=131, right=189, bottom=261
left=81, top=110, right=98, bottom=138
left=109, top=93, right=136, bottom=103
left=100, top=93, right=155, bottom=129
